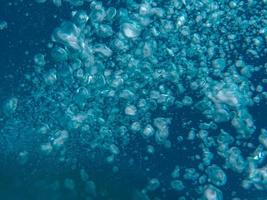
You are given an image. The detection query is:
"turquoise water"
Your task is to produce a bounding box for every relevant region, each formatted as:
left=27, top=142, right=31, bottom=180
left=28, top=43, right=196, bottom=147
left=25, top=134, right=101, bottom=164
left=0, top=1, right=267, bottom=199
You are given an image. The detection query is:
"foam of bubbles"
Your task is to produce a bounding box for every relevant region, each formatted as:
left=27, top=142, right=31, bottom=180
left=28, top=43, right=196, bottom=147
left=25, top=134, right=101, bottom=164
left=1, top=0, right=267, bottom=199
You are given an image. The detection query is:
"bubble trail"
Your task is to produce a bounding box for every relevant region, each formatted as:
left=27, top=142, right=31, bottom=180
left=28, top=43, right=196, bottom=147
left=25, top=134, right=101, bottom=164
left=1, top=0, right=267, bottom=199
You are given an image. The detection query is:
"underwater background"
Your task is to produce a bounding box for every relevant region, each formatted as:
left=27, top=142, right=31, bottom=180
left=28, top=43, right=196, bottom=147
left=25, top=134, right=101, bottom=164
left=0, top=0, right=267, bottom=200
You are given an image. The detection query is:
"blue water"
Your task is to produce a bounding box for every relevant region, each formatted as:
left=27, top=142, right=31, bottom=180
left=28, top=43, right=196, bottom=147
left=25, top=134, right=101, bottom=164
left=0, top=1, right=267, bottom=200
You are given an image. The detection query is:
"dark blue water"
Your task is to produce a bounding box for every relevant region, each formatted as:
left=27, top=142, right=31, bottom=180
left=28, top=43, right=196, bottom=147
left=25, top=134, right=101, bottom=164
left=0, top=1, right=267, bottom=200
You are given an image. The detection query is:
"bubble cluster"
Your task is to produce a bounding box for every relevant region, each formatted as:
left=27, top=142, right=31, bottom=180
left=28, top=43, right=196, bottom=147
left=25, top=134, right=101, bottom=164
left=0, top=20, right=8, bottom=31
left=1, top=0, right=267, bottom=199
